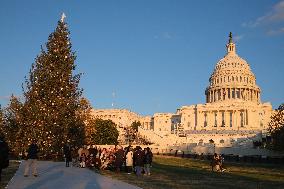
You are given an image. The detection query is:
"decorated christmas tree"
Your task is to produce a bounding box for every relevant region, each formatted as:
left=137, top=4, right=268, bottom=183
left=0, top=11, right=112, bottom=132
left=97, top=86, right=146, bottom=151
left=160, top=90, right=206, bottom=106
left=2, top=95, right=24, bottom=154
left=22, top=14, right=85, bottom=157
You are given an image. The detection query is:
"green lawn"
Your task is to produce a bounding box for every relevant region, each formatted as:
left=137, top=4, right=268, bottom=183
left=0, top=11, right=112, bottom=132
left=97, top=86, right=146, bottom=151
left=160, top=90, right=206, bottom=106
left=98, top=155, right=284, bottom=189
left=0, top=161, right=20, bottom=189
left=1, top=157, right=283, bottom=189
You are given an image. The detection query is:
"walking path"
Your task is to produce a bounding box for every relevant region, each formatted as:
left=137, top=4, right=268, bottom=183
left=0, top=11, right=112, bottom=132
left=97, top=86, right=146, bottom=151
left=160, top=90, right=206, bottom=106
left=7, top=161, right=141, bottom=189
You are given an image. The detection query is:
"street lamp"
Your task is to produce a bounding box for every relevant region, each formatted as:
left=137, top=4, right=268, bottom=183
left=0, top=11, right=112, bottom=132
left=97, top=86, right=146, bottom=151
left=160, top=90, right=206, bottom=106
left=209, top=139, right=215, bottom=154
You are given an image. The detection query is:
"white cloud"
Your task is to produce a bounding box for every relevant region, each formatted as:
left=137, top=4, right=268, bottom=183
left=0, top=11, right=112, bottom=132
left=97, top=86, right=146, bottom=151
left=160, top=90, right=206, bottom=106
left=234, top=34, right=244, bottom=42
left=243, top=1, right=284, bottom=27
left=162, top=32, right=173, bottom=39
left=271, top=0, right=284, bottom=21
left=154, top=32, right=174, bottom=40
left=266, top=27, right=284, bottom=35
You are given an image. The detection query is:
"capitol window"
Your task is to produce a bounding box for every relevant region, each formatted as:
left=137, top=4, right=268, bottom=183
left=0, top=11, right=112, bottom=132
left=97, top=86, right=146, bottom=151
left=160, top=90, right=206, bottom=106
left=228, top=88, right=230, bottom=98
left=221, top=112, right=225, bottom=127
left=214, top=113, right=217, bottom=127
left=236, top=89, right=240, bottom=99
left=204, top=113, right=207, bottom=127
left=232, top=89, right=235, bottom=98
left=240, top=112, right=244, bottom=127
left=230, top=112, right=233, bottom=127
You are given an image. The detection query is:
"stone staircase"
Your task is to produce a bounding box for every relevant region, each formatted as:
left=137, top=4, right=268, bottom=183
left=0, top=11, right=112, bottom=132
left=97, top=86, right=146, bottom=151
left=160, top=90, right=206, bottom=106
left=138, top=126, right=183, bottom=146
left=232, top=133, right=262, bottom=148
left=138, top=126, right=167, bottom=145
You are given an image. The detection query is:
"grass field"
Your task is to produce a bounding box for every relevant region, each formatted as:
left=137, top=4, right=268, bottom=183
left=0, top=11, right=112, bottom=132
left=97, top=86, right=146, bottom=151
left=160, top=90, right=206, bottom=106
left=1, top=157, right=284, bottom=189
left=99, top=155, right=284, bottom=189
left=0, top=161, right=20, bottom=189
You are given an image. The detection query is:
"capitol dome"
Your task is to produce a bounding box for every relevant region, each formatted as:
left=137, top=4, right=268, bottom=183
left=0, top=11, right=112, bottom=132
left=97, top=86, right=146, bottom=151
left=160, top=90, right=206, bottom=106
left=205, top=33, right=261, bottom=104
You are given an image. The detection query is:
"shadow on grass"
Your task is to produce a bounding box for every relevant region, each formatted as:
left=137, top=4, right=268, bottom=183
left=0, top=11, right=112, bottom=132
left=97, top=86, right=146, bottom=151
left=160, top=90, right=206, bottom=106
left=151, top=162, right=284, bottom=189
left=0, top=161, right=20, bottom=189
left=99, top=157, right=284, bottom=189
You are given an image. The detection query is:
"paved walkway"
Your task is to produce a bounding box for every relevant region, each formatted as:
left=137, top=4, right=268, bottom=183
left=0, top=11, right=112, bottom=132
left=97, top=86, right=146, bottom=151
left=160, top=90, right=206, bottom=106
left=7, top=161, right=141, bottom=189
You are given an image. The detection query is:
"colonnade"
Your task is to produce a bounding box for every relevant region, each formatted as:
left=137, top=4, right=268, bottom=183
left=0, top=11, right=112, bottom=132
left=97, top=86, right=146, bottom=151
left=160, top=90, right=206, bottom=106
left=206, top=88, right=260, bottom=103
left=198, top=109, right=249, bottom=130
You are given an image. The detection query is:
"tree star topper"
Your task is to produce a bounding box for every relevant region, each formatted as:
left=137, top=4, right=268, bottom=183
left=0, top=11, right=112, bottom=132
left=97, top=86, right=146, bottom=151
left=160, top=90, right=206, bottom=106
left=61, top=12, right=66, bottom=22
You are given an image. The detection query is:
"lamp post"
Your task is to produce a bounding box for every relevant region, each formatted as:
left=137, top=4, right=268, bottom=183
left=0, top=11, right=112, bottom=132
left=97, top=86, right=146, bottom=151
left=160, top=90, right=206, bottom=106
left=209, top=139, right=215, bottom=154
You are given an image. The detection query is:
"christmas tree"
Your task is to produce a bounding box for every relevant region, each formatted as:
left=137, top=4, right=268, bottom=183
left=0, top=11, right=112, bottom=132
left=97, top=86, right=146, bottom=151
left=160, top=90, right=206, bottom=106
left=22, top=14, right=85, bottom=157
left=2, top=95, right=24, bottom=155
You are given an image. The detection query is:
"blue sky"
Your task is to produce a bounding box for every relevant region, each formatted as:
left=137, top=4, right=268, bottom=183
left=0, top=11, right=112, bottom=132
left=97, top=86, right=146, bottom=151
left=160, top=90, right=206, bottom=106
left=0, top=0, right=283, bottom=115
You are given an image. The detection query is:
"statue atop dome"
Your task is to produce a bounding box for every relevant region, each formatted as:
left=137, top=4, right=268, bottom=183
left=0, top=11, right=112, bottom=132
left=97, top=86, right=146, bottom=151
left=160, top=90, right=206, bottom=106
left=226, top=32, right=236, bottom=55
left=229, top=32, right=233, bottom=43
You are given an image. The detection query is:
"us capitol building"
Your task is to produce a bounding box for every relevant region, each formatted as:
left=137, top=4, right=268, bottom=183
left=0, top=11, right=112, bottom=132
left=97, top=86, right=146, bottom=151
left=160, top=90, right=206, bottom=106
left=91, top=33, right=273, bottom=148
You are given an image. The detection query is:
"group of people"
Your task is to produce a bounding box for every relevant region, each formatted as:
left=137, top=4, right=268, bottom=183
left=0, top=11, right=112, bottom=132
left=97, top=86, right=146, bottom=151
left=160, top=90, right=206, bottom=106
left=1, top=133, right=231, bottom=183
left=67, top=144, right=153, bottom=176
left=2, top=134, right=230, bottom=182
left=21, top=141, right=154, bottom=177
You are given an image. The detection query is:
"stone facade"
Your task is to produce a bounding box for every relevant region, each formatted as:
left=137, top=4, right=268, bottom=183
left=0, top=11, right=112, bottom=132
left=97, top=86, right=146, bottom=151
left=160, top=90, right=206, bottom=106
left=90, top=109, right=140, bottom=128
left=140, top=116, right=154, bottom=130
left=90, top=33, right=273, bottom=148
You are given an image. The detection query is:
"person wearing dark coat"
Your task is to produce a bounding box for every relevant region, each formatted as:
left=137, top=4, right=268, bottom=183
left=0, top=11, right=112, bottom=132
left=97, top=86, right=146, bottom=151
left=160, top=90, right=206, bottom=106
left=63, top=144, right=72, bottom=167
left=89, top=145, right=98, bottom=157
left=133, top=146, right=145, bottom=176
left=24, top=140, right=39, bottom=177
left=0, top=134, right=9, bottom=182
left=114, top=146, right=125, bottom=172
left=144, top=147, right=153, bottom=175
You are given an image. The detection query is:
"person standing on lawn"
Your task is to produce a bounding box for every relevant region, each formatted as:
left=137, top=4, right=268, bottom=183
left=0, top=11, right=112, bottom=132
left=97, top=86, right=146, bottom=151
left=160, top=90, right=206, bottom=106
left=114, top=145, right=125, bottom=172
left=133, top=146, right=145, bottom=176
left=125, top=147, right=133, bottom=174
left=144, top=147, right=153, bottom=176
